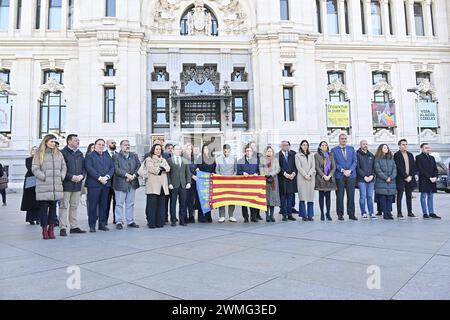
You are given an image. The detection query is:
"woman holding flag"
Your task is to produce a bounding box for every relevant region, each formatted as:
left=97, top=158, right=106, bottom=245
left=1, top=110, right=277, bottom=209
left=259, top=146, right=280, bottom=222
left=194, top=144, right=216, bottom=223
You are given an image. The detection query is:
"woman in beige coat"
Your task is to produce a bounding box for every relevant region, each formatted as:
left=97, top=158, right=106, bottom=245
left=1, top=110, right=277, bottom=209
left=32, top=134, right=67, bottom=239
left=295, top=140, right=316, bottom=221
left=138, top=144, right=170, bottom=229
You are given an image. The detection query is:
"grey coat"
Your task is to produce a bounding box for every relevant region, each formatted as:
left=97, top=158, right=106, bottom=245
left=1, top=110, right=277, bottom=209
left=259, top=157, right=281, bottom=207
left=295, top=153, right=316, bottom=202
left=32, top=150, right=67, bottom=201
left=112, top=151, right=141, bottom=192
left=374, top=157, right=397, bottom=196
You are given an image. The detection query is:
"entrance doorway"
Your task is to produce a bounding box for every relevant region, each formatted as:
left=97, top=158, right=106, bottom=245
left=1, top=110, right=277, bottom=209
left=182, top=133, right=223, bottom=157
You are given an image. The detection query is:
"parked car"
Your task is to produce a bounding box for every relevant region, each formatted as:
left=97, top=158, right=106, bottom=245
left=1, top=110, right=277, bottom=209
left=436, top=162, right=450, bottom=193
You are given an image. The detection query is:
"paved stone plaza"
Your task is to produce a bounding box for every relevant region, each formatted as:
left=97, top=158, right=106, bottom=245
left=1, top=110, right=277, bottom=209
left=1, top=189, right=450, bottom=300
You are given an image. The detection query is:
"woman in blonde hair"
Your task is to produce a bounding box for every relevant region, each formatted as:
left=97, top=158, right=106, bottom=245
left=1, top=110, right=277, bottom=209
left=32, top=134, right=66, bottom=239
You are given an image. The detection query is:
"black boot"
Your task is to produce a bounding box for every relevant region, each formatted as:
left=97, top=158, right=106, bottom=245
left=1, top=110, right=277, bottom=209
left=320, top=212, right=325, bottom=221
left=326, top=213, right=332, bottom=221
left=266, top=213, right=270, bottom=222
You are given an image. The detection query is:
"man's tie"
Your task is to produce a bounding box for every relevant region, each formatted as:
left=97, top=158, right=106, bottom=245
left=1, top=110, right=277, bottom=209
left=342, top=147, right=347, bottom=160
left=284, top=151, right=288, bottom=162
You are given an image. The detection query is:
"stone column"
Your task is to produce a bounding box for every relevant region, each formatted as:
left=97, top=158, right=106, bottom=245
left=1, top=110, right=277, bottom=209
left=338, top=0, right=346, bottom=34
left=423, top=0, right=433, bottom=37
left=406, top=0, right=416, bottom=37
left=380, top=0, right=390, bottom=35
left=61, top=0, right=68, bottom=32
left=350, top=0, right=363, bottom=40
left=320, top=0, right=328, bottom=35
left=364, top=0, right=372, bottom=38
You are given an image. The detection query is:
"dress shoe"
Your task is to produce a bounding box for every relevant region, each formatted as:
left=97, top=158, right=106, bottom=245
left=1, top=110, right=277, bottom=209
left=147, top=224, right=156, bottom=229
left=29, top=221, right=35, bottom=225
left=282, top=216, right=288, bottom=221
left=408, top=213, right=418, bottom=219
left=189, top=217, right=195, bottom=223
left=70, top=227, right=86, bottom=234
left=302, top=217, right=307, bottom=222
left=423, top=214, right=430, bottom=219
left=171, top=222, right=176, bottom=227
left=250, top=218, right=258, bottom=223
left=128, top=222, right=140, bottom=228
left=376, top=212, right=382, bottom=216
left=397, top=214, right=405, bottom=220
left=98, top=225, right=109, bottom=231
left=288, top=215, right=296, bottom=221
left=244, top=217, right=249, bottom=223
left=180, top=222, right=187, bottom=226
left=116, top=224, right=123, bottom=230
left=349, top=215, right=358, bottom=221
left=429, top=213, right=441, bottom=219
left=338, top=215, right=344, bottom=221
left=307, top=217, right=314, bottom=221
left=48, top=225, right=56, bottom=239
left=60, top=229, right=67, bottom=237
left=270, top=217, right=276, bottom=222
left=326, top=214, right=332, bottom=221
left=291, top=208, right=299, bottom=214
left=89, top=227, right=96, bottom=233
left=257, top=213, right=263, bottom=220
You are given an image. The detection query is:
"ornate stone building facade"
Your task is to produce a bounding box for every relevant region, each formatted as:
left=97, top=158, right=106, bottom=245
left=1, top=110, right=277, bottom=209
left=0, top=0, right=450, bottom=183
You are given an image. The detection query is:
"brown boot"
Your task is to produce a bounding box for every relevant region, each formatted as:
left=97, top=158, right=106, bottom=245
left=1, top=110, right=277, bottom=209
left=48, top=224, right=56, bottom=239
left=42, top=226, right=49, bottom=240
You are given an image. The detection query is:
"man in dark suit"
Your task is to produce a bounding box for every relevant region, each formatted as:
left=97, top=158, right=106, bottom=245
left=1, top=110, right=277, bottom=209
left=277, top=141, right=297, bottom=221
left=416, top=143, right=441, bottom=219
left=394, top=139, right=418, bottom=219
left=105, top=139, right=117, bottom=224
left=237, top=144, right=260, bottom=223
left=163, top=143, right=173, bottom=223
left=167, top=145, right=192, bottom=226
left=331, top=133, right=358, bottom=221
left=85, top=139, right=115, bottom=232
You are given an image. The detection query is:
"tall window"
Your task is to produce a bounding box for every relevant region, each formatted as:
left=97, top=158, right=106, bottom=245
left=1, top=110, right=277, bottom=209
left=104, top=87, right=115, bottom=123
left=388, top=1, right=394, bottom=35
left=68, top=0, right=74, bottom=29
left=414, top=2, right=424, bottom=36
left=180, top=5, right=218, bottom=36
left=280, top=0, right=289, bottom=20
left=0, top=0, right=9, bottom=30
left=327, top=0, right=339, bottom=34
left=372, top=72, right=390, bottom=102
left=232, top=92, right=248, bottom=128
left=283, top=87, right=294, bottom=121
left=16, top=0, right=21, bottom=29
left=36, top=0, right=41, bottom=29
left=371, top=0, right=382, bottom=35
left=404, top=1, right=409, bottom=35
left=316, top=0, right=322, bottom=33
left=40, top=71, right=66, bottom=138
left=48, top=0, right=62, bottom=30
left=344, top=0, right=349, bottom=34
left=0, top=69, right=11, bottom=134
left=328, top=71, right=346, bottom=102
left=106, top=0, right=116, bottom=17
left=104, top=63, right=115, bottom=77
left=152, top=92, right=169, bottom=128
left=360, top=0, right=366, bottom=34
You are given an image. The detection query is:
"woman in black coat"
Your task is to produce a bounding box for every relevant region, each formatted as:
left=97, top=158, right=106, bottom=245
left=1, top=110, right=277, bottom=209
left=20, top=147, right=40, bottom=225
left=194, top=144, right=216, bottom=223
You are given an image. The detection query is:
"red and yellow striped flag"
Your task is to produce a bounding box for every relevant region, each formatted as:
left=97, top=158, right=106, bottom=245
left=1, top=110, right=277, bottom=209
left=210, top=174, right=267, bottom=211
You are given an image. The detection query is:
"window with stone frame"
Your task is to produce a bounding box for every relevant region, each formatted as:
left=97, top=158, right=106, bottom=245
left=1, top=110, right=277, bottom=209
left=231, top=67, right=247, bottom=82
left=232, top=92, right=249, bottom=129
left=152, top=91, right=170, bottom=128
left=327, top=71, right=346, bottom=102
left=372, top=71, right=390, bottom=102
left=151, top=67, right=169, bottom=82
left=0, top=69, right=11, bottom=134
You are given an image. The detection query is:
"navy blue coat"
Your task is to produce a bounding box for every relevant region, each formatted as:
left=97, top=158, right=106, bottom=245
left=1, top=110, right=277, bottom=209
left=85, top=151, right=115, bottom=188
left=331, top=145, right=357, bottom=179
left=61, top=146, right=85, bottom=192
left=416, top=153, right=438, bottom=193
left=278, top=150, right=298, bottom=194
left=237, top=156, right=259, bottom=175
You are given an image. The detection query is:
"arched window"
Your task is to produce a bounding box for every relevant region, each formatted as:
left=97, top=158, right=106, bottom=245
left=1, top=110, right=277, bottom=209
left=180, top=4, right=218, bottom=36
left=371, top=0, right=382, bottom=35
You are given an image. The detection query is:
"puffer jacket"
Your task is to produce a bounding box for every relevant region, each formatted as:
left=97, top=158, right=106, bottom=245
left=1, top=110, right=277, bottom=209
left=374, top=156, right=397, bottom=196
left=32, top=149, right=67, bottom=201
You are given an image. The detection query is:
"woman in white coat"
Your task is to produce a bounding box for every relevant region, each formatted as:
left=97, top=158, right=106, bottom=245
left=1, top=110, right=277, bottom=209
left=295, top=140, right=316, bottom=221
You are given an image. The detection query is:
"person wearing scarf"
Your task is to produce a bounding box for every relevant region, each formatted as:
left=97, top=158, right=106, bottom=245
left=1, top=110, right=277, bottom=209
left=259, top=146, right=281, bottom=222
left=314, top=141, right=337, bottom=221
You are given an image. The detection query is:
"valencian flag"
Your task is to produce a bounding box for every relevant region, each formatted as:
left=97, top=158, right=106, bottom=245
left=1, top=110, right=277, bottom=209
left=210, top=174, right=267, bottom=212
left=196, top=171, right=268, bottom=213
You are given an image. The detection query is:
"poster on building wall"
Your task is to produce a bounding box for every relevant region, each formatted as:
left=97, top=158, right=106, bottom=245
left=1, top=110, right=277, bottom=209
left=326, top=102, right=350, bottom=128
left=372, top=102, right=396, bottom=127
left=417, top=102, right=438, bottom=128
left=0, top=103, right=12, bottom=132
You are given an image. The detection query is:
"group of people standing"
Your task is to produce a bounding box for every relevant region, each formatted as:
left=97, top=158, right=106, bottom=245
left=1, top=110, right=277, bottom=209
left=17, top=132, right=442, bottom=240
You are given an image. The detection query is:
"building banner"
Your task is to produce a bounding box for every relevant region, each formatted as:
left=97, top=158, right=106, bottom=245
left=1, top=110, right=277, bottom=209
left=0, top=103, right=12, bottom=132
left=372, top=102, right=396, bottom=127
left=326, top=102, right=350, bottom=128
left=417, top=102, right=438, bottom=128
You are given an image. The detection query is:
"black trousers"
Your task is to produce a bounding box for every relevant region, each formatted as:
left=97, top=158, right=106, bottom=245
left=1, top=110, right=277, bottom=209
left=242, top=207, right=259, bottom=220
left=38, top=201, right=57, bottom=227
left=186, top=184, right=196, bottom=220
left=146, top=189, right=166, bottom=228
left=106, top=188, right=116, bottom=224
left=319, top=191, right=331, bottom=214
left=170, top=187, right=187, bottom=223
left=164, top=195, right=170, bottom=222
left=397, top=187, right=413, bottom=215
left=0, top=189, right=5, bottom=204
left=336, top=177, right=356, bottom=216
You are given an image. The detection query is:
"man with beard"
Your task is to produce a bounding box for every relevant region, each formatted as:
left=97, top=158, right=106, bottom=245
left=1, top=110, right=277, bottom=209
left=106, top=139, right=117, bottom=224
